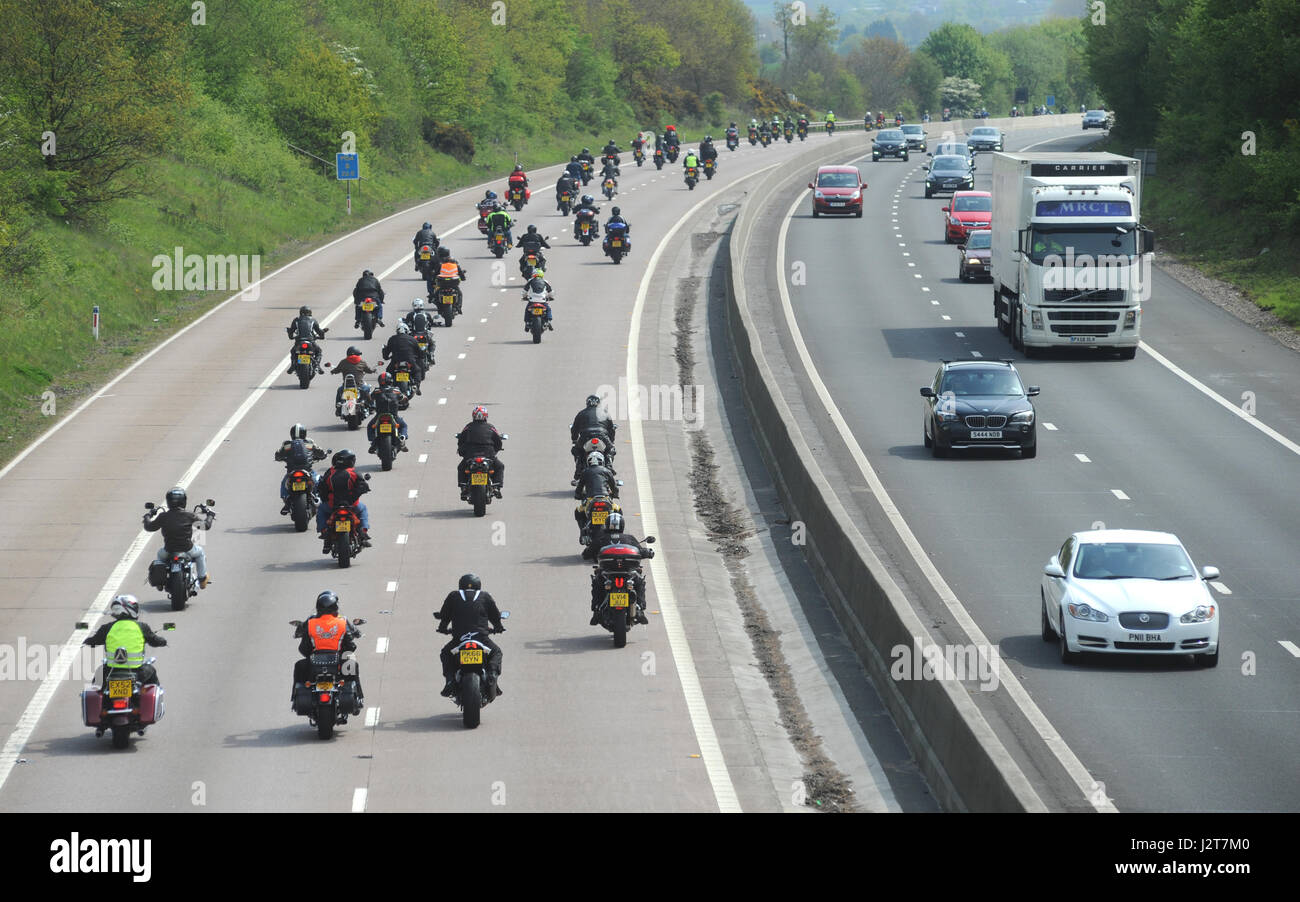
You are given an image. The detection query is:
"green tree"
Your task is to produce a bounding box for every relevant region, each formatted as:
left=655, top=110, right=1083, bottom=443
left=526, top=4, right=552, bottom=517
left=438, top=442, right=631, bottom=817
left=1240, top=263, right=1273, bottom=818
left=846, top=37, right=911, bottom=112
left=907, top=51, right=944, bottom=113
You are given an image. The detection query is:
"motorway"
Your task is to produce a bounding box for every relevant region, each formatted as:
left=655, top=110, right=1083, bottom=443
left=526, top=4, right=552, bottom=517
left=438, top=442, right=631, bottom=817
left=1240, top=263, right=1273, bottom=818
left=774, top=120, right=1300, bottom=810
left=0, top=131, right=935, bottom=812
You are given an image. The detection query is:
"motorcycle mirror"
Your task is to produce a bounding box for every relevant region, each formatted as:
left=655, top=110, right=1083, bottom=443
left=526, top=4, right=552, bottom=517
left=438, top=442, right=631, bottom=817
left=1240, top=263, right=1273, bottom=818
left=363, top=474, right=371, bottom=481
left=162, top=622, right=177, bottom=631
left=501, top=434, right=509, bottom=440
left=76, top=621, right=89, bottom=630
left=205, top=499, right=215, bottom=506
left=144, top=502, right=155, bottom=510
left=324, top=363, right=333, bottom=369
left=353, top=618, right=367, bottom=626
left=615, top=480, right=624, bottom=486
left=645, top=536, right=656, bottom=544
left=289, top=620, right=303, bottom=627
left=500, top=610, right=511, bottom=619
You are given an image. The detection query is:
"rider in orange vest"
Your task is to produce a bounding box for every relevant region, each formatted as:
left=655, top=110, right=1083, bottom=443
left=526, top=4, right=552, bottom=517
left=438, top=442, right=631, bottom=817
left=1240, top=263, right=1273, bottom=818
left=293, top=591, right=364, bottom=703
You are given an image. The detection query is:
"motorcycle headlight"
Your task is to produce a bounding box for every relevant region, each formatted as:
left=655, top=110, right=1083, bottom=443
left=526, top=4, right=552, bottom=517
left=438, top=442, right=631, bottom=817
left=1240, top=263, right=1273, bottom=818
left=1068, top=602, right=1109, bottom=622
left=1180, top=604, right=1216, bottom=623
left=1010, top=410, right=1034, bottom=425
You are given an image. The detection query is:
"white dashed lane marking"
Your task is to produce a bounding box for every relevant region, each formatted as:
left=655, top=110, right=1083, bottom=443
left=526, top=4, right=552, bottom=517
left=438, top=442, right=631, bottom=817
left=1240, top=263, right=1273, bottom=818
left=1111, top=489, right=1130, bottom=500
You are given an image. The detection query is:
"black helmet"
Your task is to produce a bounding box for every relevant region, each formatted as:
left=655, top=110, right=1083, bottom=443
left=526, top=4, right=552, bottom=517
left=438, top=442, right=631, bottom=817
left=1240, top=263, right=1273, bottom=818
left=290, top=423, right=307, bottom=440
left=299, top=305, right=311, bottom=316
left=514, top=164, right=523, bottom=172
left=582, top=147, right=590, bottom=154
left=422, top=221, right=432, bottom=230
left=458, top=573, right=481, bottom=591
left=437, top=246, right=451, bottom=259
left=586, top=394, right=600, bottom=407
left=582, top=194, right=594, bottom=205
left=363, top=269, right=373, bottom=277
left=611, top=206, right=621, bottom=216
left=347, top=345, right=361, bottom=357
left=165, top=486, right=187, bottom=509
left=332, top=449, right=356, bottom=468
left=527, top=224, right=537, bottom=234
left=570, top=155, right=578, bottom=162
left=316, top=591, right=340, bottom=616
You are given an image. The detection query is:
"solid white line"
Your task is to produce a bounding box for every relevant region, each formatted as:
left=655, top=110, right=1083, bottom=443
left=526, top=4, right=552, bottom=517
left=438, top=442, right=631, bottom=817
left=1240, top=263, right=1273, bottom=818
left=364, top=707, right=381, bottom=727
left=376, top=637, right=389, bottom=654
left=1279, top=641, right=1300, bottom=658
left=1111, top=489, right=1130, bottom=500
left=352, top=788, right=367, bottom=812
left=1075, top=453, right=1091, bottom=463
left=1210, top=581, right=1232, bottom=595
left=777, top=183, right=1111, bottom=811
left=628, top=161, right=787, bottom=813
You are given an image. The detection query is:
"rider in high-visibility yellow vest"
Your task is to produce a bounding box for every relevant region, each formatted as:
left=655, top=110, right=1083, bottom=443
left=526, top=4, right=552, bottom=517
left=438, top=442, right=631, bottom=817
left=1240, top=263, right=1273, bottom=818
left=83, top=596, right=168, bottom=688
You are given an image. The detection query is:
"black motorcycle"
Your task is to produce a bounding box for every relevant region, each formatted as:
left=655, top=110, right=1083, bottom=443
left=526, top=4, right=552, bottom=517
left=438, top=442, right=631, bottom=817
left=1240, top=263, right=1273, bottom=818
left=370, top=412, right=405, bottom=471
left=357, top=296, right=379, bottom=340
left=291, top=337, right=324, bottom=389
left=432, top=277, right=460, bottom=327
left=145, top=499, right=216, bottom=611
left=289, top=618, right=365, bottom=739
left=436, top=612, right=509, bottom=728
left=282, top=466, right=323, bottom=532
left=415, top=243, right=438, bottom=281
left=592, top=539, right=654, bottom=648
left=323, top=498, right=367, bottom=568
left=459, top=436, right=507, bottom=517
left=574, top=209, right=598, bottom=246
left=389, top=359, right=419, bottom=401
left=411, top=329, right=436, bottom=368
left=653, top=149, right=665, bottom=170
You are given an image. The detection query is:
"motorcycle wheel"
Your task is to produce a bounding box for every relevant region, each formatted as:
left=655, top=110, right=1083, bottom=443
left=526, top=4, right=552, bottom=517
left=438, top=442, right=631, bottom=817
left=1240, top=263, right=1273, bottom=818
left=611, top=609, right=627, bottom=649
left=442, top=307, right=455, bottom=327
left=513, top=201, right=523, bottom=211
left=471, top=485, right=487, bottom=518
left=378, top=434, right=394, bottom=471
left=291, top=494, right=309, bottom=532
left=612, top=252, right=622, bottom=265
left=347, top=414, right=361, bottom=431
left=337, top=537, right=351, bottom=568
left=580, top=235, right=592, bottom=246
left=461, top=675, right=482, bottom=729
left=168, top=572, right=187, bottom=611
left=492, top=246, right=505, bottom=258
left=361, top=313, right=375, bottom=341
left=297, top=366, right=312, bottom=389
left=317, top=714, right=334, bottom=739
left=531, top=318, right=543, bottom=344
left=560, top=202, right=570, bottom=215
left=111, top=724, right=131, bottom=749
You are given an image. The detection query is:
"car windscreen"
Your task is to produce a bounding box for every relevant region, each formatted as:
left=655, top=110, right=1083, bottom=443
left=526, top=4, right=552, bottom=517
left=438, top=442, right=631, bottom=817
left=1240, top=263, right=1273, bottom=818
left=877, top=131, right=904, bottom=141
left=931, top=157, right=967, bottom=173
left=966, top=232, right=991, bottom=249
left=953, top=196, right=992, bottom=212
left=1073, top=543, right=1195, bottom=580
left=1027, top=226, right=1138, bottom=264
left=971, top=128, right=998, bottom=137
left=901, top=126, right=922, bottom=134
left=817, top=172, right=858, bottom=187
left=940, top=369, right=1023, bottom=396
left=935, top=145, right=969, bottom=156
left=1086, top=111, right=1106, bottom=117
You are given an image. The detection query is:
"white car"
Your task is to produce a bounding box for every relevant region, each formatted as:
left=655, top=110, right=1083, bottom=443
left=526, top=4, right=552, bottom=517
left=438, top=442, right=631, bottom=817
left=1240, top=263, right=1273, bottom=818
left=1041, top=530, right=1220, bottom=667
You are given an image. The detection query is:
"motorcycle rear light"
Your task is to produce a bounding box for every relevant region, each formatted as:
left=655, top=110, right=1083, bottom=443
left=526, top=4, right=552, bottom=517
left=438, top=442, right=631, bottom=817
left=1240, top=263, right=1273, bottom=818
left=319, top=693, right=330, bottom=703
left=293, top=470, right=307, bottom=478
left=301, top=342, right=309, bottom=350
left=113, top=699, right=128, bottom=709
left=594, top=502, right=608, bottom=511
left=467, top=642, right=479, bottom=649
left=615, top=577, right=625, bottom=588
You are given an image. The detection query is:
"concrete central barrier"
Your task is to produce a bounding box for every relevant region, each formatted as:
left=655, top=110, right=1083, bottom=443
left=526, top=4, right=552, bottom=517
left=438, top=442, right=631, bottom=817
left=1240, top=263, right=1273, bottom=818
left=722, top=139, right=1042, bottom=812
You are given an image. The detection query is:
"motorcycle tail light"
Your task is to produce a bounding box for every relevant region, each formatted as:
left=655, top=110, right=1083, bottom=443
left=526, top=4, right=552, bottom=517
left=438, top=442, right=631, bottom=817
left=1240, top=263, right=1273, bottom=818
left=113, top=699, right=128, bottom=709
left=467, top=642, right=479, bottom=649
left=293, top=470, right=307, bottom=478
left=301, top=342, right=309, bottom=350
left=615, top=577, right=625, bottom=588
left=594, top=501, right=608, bottom=511
left=319, top=693, right=330, bottom=703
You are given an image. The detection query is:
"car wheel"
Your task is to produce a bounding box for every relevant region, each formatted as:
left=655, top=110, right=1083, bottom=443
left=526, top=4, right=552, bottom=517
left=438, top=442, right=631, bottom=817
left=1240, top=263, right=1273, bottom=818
left=923, top=425, right=932, bottom=448
left=931, top=433, right=948, bottom=458
left=1118, top=346, right=1137, bottom=360
left=1059, top=608, right=1081, bottom=664
left=1197, top=647, right=1220, bottom=668
left=902, top=153, right=909, bottom=161
left=925, top=188, right=932, bottom=198
left=812, top=208, right=820, bottom=218
left=855, top=209, right=863, bottom=218
left=1041, top=594, right=1055, bottom=641
left=1021, top=439, right=1037, bottom=459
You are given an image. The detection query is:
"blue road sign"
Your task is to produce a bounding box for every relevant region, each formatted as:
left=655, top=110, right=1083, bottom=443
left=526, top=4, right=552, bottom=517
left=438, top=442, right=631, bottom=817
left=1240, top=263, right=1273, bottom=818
left=1045, top=95, right=1056, bottom=107
left=336, top=153, right=359, bottom=180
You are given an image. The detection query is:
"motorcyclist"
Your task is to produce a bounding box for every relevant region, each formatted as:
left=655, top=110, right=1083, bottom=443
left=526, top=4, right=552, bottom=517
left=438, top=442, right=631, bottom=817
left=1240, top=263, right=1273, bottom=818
left=699, top=136, right=718, bottom=165
left=758, top=119, right=772, bottom=140
left=456, top=406, right=505, bottom=494
left=517, top=224, right=550, bottom=276
left=381, top=322, right=426, bottom=394
left=144, top=487, right=215, bottom=588
left=83, top=595, right=167, bottom=688
left=317, top=450, right=371, bottom=546
left=404, top=297, right=437, bottom=334
left=571, top=393, right=617, bottom=479
left=332, top=345, right=376, bottom=409
left=293, top=590, right=364, bottom=706
left=601, top=139, right=621, bottom=174
left=572, top=194, right=601, bottom=240
left=588, top=513, right=652, bottom=625
left=367, top=372, right=410, bottom=453
left=825, top=109, right=837, bottom=127
left=602, top=206, right=631, bottom=257
left=576, top=147, right=596, bottom=182
left=682, top=148, right=700, bottom=173
left=799, top=113, right=810, bottom=134
left=412, top=222, right=439, bottom=272
left=436, top=574, right=505, bottom=697
left=556, top=170, right=580, bottom=209
left=274, top=424, right=327, bottom=514
left=575, top=450, right=619, bottom=503
left=663, top=125, right=680, bottom=150
left=599, top=158, right=619, bottom=186
left=475, top=191, right=498, bottom=233
left=630, top=132, right=646, bottom=156
left=285, top=305, right=327, bottom=375
left=783, top=114, right=794, bottom=134
left=507, top=163, right=529, bottom=190
left=431, top=246, right=467, bottom=314
left=352, top=269, right=385, bottom=328
left=520, top=270, right=554, bottom=331
left=485, top=205, right=513, bottom=247
left=564, top=155, right=584, bottom=181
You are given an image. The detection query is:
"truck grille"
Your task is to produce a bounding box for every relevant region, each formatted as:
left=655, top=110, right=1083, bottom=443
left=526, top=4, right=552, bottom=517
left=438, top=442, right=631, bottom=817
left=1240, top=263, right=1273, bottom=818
left=963, top=415, right=1007, bottom=428
left=1044, top=289, right=1126, bottom=303
left=1047, top=310, right=1121, bottom=321
left=1050, top=324, right=1116, bottom=336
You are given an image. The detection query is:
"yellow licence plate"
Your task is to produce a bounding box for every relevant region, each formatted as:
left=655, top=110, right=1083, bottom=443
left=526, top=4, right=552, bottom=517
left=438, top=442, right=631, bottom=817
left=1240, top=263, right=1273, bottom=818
left=420, top=252, right=431, bottom=260
left=379, top=423, right=393, bottom=433
left=343, top=389, right=358, bottom=400
left=361, top=301, right=376, bottom=311
left=291, top=480, right=307, bottom=492
left=297, top=354, right=312, bottom=364
left=396, top=372, right=409, bottom=382
left=315, top=681, right=334, bottom=691
left=581, top=223, right=590, bottom=232
left=470, top=473, right=489, bottom=486
left=335, top=520, right=351, bottom=532
left=591, top=511, right=608, bottom=525
left=417, top=342, right=427, bottom=350
left=612, top=240, right=622, bottom=247
left=460, top=649, right=484, bottom=665
left=609, top=592, right=630, bottom=608
left=442, top=294, right=455, bottom=303
left=531, top=307, right=547, bottom=315
left=108, top=679, right=133, bottom=699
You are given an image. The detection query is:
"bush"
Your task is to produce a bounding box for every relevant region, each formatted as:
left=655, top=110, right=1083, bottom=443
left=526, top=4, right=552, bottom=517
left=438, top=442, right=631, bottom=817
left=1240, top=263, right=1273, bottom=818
left=421, top=119, right=475, bottom=163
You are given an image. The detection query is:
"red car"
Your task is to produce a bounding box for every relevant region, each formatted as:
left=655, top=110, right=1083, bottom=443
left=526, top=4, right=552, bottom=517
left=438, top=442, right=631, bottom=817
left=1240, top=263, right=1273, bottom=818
left=808, top=166, right=865, bottom=217
left=943, top=190, right=992, bottom=243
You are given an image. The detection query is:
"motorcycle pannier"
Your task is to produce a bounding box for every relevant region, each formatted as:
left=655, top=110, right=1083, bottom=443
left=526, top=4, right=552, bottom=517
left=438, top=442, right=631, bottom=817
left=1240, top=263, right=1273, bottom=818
left=147, top=560, right=169, bottom=589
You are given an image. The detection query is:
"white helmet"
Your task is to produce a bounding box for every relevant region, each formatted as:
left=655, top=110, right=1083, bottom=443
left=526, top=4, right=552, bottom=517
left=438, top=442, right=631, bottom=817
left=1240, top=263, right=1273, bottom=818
left=586, top=451, right=605, bottom=467
left=412, top=297, right=424, bottom=310
left=396, top=322, right=410, bottom=334
left=110, top=594, right=140, bottom=620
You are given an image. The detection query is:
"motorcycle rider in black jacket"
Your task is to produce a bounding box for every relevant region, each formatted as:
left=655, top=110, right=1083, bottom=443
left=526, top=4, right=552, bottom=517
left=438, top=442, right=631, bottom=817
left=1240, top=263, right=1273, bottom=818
left=436, top=574, right=505, bottom=697
left=352, top=270, right=385, bottom=327
left=285, top=306, right=327, bottom=374
left=588, top=513, right=652, bottom=625
left=144, top=487, right=215, bottom=589
left=381, top=323, right=426, bottom=394
left=517, top=225, right=550, bottom=276
left=572, top=195, right=601, bottom=240
left=366, top=372, right=409, bottom=453
left=275, top=424, right=327, bottom=513
left=571, top=394, right=617, bottom=479
left=412, top=222, right=439, bottom=271
left=456, top=406, right=505, bottom=493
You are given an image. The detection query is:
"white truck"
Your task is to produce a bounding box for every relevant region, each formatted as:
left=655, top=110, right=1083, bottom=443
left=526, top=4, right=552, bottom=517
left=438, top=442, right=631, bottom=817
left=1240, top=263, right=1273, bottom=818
left=990, top=152, right=1153, bottom=359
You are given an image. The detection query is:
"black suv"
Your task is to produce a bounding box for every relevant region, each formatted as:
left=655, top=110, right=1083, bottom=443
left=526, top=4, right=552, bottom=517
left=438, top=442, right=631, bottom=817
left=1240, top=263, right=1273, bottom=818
left=966, top=126, right=1004, bottom=152
left=1082, top=110, right=1110, bottom=130
left=920, top=360, right=1039, bottom=458
left=872, top=129, right=909, bottom=162
left=925, top=155, right=975, bottom=197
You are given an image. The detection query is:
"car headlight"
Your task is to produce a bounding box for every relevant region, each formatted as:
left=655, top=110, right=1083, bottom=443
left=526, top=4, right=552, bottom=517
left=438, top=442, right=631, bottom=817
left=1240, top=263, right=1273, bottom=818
left=850, top=190, right=861, bottom=200
left=1068, top=602, right=1109, bottom=622
left=1010, top=410, right=1034, bottom=424
left=814, top=191, right=825, bottom=199
left=1180, top=604, right=1216, bottom=623
left=1031, top=310, right=1043, bottom=328
left=936, top=410, right=960, bottom=423
left=967, top=257, right=981, bottom=265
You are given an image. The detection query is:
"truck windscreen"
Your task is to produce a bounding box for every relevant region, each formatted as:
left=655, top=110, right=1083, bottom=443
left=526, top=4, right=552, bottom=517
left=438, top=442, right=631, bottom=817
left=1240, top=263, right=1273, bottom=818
left=1027, top=226, right=1137, bottom=265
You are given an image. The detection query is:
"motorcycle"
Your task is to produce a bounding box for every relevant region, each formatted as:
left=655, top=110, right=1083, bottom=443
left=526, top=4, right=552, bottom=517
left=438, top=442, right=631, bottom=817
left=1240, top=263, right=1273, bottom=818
left=759, top=131, right=771, bottom=147
left=289, top=618, right=365, bottom=739
left=703, top=158, right=716, bottom=180
left=283, top=465, right=322, bottom=532
left=416, top=244, right=437, bottom=281
left=601, top=153, right=620, bottom=174
left=524, top=292, right=552, bottom=344
left=436, top=611, right=508, bottom=728
left=357, top=296, right=379, bottom=340
left=488, top=228, right=509, bottom=258
left=432, top=277, right=461, bottom=327
left=519, top=249, right=545, bottom=277
left=324, top=499, right=367, bottom=568
left=603, top=223, right=629, bottom=264
left=578, top=494, right=622, bottom=553
left=77, top=632, right=172, bottom=749
left=460, top=438, right=506, bottom=517
left=665, top=144, right=679, bottom=163
left=332, top=372, right=370, bottom=430
left=652, top=148, right=665, bottom=170
left=575, top=209, right=597, bottom=246
left=291, top=338, right=321, bottom=389
left=411, top=328, right=436, bottom=368
left=633, top=146, right=645, bottom=167
left=571, top=431, right=616, bottom=486
left=145, top=499, right=215, bottom=611
left=747, top=127, right=758, bottom=145
left=592, top=538, right=654, bottom=648
left=784, top=125, right=794, bottom=143
left=601, top=175, right=617, bottom=200
left=370, top=411, right=405, bottom=471
left=580, top=160, right=594, bottom=185
left=684, top=165, right=699, bottom=190
left=726, top=131, right=739, bottom=151
left=826, top=120, right=836, bottom=136
left=557, top=186, right=576, bottom=215
left=506, top=183, right=529, bottom=211
left=389, top=359, right=419, bottom=402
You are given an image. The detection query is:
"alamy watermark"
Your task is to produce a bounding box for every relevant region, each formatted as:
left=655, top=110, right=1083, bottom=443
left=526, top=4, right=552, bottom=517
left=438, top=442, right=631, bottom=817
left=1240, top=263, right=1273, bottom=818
left=1041, top=249, right=1154, bottom=303
left=595, top=377, right=704, bottom=430
left=151, top=247, right=261, bottom=301
left=890, top=638, right=1001, bottom=691
left=1, top=639, right=102, bottom=682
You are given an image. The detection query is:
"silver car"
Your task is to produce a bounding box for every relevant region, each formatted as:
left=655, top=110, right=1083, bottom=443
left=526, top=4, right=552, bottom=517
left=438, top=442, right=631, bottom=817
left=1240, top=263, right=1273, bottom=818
left=1041, top=530, right=1221, bottom=666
